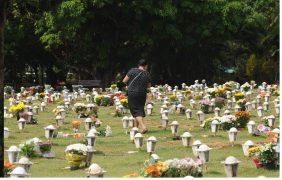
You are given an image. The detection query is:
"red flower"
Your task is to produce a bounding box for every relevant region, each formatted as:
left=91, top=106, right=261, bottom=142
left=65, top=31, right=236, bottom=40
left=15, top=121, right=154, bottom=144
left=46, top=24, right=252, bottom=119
left=253, top=158, right=261, bottom=168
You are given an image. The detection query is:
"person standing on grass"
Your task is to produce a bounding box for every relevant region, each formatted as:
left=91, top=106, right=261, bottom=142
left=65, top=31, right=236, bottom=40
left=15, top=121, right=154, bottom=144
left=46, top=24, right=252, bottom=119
left=122, top=59, right=151, bottom=134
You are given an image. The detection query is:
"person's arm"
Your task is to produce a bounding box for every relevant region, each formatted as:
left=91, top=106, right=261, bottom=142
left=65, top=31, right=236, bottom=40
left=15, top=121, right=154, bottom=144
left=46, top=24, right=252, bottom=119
left=122, top=75, right=130, bottom=84
left=123, top=69, right=132, bottom=85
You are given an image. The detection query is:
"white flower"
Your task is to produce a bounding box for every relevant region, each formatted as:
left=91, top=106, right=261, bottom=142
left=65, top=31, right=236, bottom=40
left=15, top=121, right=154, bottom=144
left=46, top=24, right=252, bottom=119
left=206, top=88, right=216, bottom=94
left=218, top=115, right=236, bottom=123
left=74, top=103, right=85, bottom=107
left=241, top=82, right=251, bottom=88
left=65, top=143, right=88, bottom=155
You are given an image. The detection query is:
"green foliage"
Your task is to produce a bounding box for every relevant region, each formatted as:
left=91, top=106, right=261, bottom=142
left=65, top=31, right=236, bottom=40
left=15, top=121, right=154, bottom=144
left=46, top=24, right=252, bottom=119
left=4, top=0, right=279, bottom=85
left=246, top=54, right=258, bottom=79
left=20, top=143, right=37, bottom=158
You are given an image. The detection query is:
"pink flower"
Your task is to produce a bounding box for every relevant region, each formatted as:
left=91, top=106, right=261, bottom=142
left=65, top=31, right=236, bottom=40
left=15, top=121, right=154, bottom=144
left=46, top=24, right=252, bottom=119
left=195, top=158, right=203, bottom=166
left=257, top=124, right=265, bottom=132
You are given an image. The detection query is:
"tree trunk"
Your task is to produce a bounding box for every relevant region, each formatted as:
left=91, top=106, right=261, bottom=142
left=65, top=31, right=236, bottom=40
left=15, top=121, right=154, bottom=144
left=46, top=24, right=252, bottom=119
left=0, top=0, right=6, bottom=177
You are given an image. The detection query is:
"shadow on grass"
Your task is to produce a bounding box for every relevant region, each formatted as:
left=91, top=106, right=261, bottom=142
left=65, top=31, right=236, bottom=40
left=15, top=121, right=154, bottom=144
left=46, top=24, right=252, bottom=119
left=94, top=150, right=105, bottom=156
left=207, top=170, right=222, bottom=175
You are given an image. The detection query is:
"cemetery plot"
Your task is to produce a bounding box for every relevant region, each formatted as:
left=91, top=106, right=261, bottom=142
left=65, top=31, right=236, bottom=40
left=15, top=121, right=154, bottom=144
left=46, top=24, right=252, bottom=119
left=3, top=81, right=280, bottom=177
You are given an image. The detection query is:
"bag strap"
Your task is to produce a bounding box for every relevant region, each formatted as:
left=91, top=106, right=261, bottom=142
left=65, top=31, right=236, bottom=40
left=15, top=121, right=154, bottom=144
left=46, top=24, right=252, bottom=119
left=127, top=70, right=143, bottom=89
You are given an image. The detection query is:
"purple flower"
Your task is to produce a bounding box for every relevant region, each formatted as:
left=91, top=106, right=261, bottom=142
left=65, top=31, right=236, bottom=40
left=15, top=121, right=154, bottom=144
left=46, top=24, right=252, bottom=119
left=200, top=100, right=211, bottom=105
left=195, top=158, right=203, bottom=166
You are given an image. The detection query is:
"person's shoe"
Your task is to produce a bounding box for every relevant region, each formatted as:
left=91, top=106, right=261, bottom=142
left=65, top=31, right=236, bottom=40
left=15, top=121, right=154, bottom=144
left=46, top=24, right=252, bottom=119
left=141, top=129, right=148, bottom=134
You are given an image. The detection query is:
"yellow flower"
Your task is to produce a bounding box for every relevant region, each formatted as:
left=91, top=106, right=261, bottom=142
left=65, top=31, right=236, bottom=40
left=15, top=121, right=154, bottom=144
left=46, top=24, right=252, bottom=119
left=155, top=162, right=167, bottom=171
left=95, top=95, right=103, bottom=100
left=248, top=146, right=261, bottom=155
left=169, top=95, right=177, bottom=101
left=9, top=102, right=25, bottom=113
left=215, top=87, right=226, bottom=95
left=120, top=98, right=128, bottom=104
left=234, top=92, right=244, bottom=97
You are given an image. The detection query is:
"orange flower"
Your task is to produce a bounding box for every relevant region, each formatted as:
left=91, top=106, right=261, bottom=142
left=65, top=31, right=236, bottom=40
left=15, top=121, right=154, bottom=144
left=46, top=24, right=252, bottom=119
left=145, top=165, right=161, bottom=177
left=72, top=120, right=81, bottom=128
left=4, top=160, right=15, bottom=170
left=235, top=111, right=250, bottom=118
left=266, top=132, right=278, bottom=143
left=155, top=162, right=167, bottom=171
left=73, top=133, right=83, bottom=139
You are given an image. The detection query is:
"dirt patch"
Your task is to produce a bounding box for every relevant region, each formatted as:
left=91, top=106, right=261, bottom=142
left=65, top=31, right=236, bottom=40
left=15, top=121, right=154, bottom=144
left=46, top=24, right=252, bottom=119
left=207, top=141, right=242, bottom=149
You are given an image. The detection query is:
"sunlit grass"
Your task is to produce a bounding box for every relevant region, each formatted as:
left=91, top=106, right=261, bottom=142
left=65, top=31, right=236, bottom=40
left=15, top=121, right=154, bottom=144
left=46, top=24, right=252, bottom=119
left=3, top=93, right=279, bottom=177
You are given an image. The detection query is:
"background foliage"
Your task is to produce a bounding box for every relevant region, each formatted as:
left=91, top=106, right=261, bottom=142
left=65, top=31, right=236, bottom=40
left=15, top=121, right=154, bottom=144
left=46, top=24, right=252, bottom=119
left=4, top=0, right=279, bottom=88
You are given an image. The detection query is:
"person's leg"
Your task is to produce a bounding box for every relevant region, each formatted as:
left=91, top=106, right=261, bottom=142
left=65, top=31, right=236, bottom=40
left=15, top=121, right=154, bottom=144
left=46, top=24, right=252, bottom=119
left=136, top=116, right=147, bottom=132
left=135, top=116, right=144, bottom=129
left=134, top=117, right=139, bottom=128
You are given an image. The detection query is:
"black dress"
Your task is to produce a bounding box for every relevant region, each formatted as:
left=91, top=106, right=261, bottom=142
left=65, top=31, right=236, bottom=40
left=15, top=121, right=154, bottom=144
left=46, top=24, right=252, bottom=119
left=126, top=68, right=151, bottom=117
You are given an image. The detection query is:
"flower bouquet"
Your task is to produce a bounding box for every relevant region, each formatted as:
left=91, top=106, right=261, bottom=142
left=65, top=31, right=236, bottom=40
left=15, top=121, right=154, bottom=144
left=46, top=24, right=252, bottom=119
left=169, top=95, right=177, bottom=102
left=94, top=95, right=103, bottom=106
left=9, top=102, right=25, bottom=119
left=206, top=88, right=216, bottom=98
left=65, top=143, right=87, bottom=170
left=234, top=92, right=244, bottom=101
left=120, top=98, right=129, bottom=109
left=4, top=160, right=16, bottom=177
left=110, top=84, right=118, bottom=93
left=19, top=141, right=37, bottom=158
left=215, top=87, right=226, bottom=98
left=38, top=141, right=52, bottom=154
left=199, top=99, right=211, bottom=113
left=39, top=92, right=45, bottom=99
left=100, top=95, right=111, bottom=106
left=110, top=84, right=117, bottom=89
left=72, top=120, right=81, bottom=133
left=249, top=143, right=279, bottom=169
left=223, top=81, right=237, bottom=91
left=200, top=117, right=215, bottom=129
left=235, top=111, right=250, bottom=128
left=252, top=124, right=271, bottom=137
left=83, top=107, right=99, bottom=118
left=272, top=89, right=279, bottom=96
left=138, top=157, right=203, bottom=177
left=205, top=115, right=237, bottom=130
left=73, top=103, right=86, bottom=117
left=241, top=82, right=251, bottom=92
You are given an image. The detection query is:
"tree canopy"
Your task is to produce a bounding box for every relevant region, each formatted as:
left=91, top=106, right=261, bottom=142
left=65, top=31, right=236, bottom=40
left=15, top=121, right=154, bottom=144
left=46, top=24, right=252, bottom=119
left=4, top=0, right=279, bottom=88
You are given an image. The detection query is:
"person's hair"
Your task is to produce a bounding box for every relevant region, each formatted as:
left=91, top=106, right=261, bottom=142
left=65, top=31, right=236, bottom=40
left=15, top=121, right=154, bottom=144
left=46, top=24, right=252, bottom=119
left=138, top=59, right=148, bottom=67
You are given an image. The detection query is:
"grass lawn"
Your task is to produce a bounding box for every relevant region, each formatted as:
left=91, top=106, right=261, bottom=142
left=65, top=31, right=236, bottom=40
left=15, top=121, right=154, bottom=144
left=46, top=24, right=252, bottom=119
left=4, top=92, right=280, bottom=177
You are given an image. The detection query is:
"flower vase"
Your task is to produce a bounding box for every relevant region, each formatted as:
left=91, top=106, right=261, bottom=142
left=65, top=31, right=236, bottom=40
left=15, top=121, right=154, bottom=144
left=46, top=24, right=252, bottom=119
left=65, top=153, right=86, bottom=170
